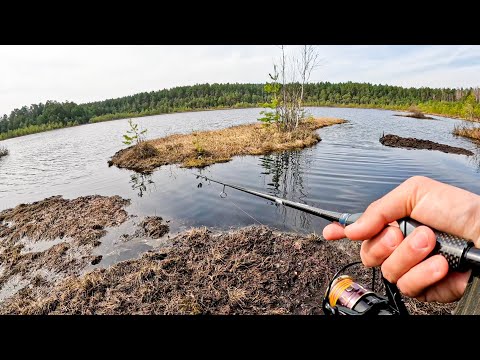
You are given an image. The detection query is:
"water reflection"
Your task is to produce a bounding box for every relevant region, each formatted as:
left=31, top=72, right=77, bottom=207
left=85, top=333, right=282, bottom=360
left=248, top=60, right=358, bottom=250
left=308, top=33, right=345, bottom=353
left=468, top=154, right=480, bottom=173
left=130, top=173, right=155, bottom=197
left=464, top=142, right=480, bottom=172
left=259, top=150, right=313, bottom=229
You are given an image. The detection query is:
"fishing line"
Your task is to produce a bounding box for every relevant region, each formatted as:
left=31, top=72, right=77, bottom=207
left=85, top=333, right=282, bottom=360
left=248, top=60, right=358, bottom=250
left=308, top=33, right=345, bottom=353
left=220, top=184, right=265, bottom=225
left=196, top=172, right=264, bottom=225
left=226, top=197, right=265, bottom=226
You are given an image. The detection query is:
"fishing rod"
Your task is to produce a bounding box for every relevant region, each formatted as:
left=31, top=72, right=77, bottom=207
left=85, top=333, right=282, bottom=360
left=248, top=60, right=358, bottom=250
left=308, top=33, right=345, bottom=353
left=196, top=174, right=480, bottom=315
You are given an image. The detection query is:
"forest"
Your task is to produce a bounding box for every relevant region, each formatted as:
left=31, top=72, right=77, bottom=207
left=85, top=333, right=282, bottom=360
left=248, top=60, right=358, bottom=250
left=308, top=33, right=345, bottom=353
left=1, top=82, right=479, bottom=140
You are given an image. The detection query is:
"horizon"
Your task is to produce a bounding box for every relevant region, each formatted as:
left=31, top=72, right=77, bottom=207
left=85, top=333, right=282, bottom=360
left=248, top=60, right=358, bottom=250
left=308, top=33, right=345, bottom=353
left=1, top=45, right=479, bottom=116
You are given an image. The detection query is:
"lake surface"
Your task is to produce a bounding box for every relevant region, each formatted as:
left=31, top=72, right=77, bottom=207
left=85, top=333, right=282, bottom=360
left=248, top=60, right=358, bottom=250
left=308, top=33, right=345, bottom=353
left=1, top=107, right=480, bottom=265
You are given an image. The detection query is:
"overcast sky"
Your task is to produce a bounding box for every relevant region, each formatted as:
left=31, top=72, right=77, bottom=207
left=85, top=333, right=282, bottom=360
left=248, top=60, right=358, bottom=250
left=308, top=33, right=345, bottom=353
left=1, top=45, right=479, bottom=116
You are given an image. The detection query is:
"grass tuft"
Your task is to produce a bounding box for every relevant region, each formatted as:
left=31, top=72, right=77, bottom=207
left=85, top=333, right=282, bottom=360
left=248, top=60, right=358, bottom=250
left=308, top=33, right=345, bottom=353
left=0, top=146, right=8, bottom=158
left=453, top=124, right=480, bottom=141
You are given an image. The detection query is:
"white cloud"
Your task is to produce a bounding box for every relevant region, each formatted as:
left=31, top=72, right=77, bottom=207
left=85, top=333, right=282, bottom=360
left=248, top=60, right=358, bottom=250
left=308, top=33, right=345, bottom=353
left=0, top=45, right=479, bottom=116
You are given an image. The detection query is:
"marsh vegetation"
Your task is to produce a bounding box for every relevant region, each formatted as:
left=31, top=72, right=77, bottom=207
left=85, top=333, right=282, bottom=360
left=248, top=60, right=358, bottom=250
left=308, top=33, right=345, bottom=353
left=109, top=117, right=345, bottom=173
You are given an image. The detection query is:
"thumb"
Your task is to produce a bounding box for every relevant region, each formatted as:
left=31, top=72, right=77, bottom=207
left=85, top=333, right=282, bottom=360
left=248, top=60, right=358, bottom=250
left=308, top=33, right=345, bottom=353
left=344, top=178, right=421, bottom=240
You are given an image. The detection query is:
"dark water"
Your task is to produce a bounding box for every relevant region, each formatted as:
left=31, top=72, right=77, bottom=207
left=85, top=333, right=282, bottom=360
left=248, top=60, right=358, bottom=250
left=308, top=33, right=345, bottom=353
left=1, top=107, right=480, bottom=265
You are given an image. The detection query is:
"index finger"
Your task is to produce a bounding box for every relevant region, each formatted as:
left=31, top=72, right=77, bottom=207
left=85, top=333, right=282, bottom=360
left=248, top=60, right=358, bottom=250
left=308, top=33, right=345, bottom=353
left=344, top=176, right=480, bottom=243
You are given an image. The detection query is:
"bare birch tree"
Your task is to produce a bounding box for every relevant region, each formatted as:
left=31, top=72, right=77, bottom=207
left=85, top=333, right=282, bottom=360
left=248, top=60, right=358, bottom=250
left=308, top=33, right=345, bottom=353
left=295, top=45, right=321, bottom=128
left=261, top=45, right=322, bottom=131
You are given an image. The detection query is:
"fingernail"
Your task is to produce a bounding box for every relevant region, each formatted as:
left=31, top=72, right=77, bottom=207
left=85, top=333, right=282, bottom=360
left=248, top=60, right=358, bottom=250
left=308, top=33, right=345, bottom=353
left=412, top=231, right=429, bottom=249
left=384, top=231, right=398, bottom=248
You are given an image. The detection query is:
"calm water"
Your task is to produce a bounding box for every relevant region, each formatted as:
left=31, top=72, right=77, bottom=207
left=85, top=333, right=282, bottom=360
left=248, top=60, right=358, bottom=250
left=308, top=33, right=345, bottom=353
left=1, top=107, right=480, bottom=265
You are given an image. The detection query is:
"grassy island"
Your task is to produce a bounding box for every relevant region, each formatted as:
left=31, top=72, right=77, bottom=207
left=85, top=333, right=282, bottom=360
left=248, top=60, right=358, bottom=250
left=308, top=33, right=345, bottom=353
left=109, top=117, right=345, bottom=173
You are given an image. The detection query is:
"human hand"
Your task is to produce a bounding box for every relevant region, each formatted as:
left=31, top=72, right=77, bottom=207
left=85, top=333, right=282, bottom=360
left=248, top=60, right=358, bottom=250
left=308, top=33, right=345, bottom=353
left=323, top=176, right=480, bottom=303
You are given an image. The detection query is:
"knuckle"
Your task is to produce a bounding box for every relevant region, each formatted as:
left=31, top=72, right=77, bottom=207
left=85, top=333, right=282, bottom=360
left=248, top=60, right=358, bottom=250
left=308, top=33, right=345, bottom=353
left=401, top=176, right=432, bottom=214
left=404, top=175, right=429, bottom=189
left=365, top=199, right=382, bottom=213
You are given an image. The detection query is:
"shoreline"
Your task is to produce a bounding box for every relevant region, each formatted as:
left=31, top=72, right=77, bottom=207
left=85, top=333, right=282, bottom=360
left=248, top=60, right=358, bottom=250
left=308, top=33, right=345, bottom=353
left=0, top=195, right=169, bottom=304
left=0, top=105, right=259, bottom=142
left=0, top=197, right=456, bottom=315
left=1, top=103, right=478, bottom=143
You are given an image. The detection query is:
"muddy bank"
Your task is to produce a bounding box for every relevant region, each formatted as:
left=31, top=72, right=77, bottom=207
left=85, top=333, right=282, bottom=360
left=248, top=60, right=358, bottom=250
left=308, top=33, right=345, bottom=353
left=394, top=107, right=435, bottom=120
left=108, top=117, right=346, bottom=173
left=380, top=134, right=474, bottom=156
left=0, top=195, right=130, bottom=301
left=0, top=195, right=170, bottom=302
left=0, top=225, right=455, bottom=315
left=394, top=113, right=435, bottom=120
left=120, top=216, right=169, bottom=242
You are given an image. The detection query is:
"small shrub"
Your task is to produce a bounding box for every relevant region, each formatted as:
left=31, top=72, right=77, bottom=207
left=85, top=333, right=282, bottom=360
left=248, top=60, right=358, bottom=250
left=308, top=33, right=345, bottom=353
left=134, top=142, right=159, bottom=159
left=123, top=119, right=147, bottom=146
left=0, top=146, right=8, bottom=158
left=408, top=106, right=427, bottom=119
left=192, top=134, right=207, bottom=157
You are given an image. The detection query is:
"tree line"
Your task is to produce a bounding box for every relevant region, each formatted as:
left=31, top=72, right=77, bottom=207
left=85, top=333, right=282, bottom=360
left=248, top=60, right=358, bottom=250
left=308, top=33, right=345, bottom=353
left=1, top=82, right=479, bottom=140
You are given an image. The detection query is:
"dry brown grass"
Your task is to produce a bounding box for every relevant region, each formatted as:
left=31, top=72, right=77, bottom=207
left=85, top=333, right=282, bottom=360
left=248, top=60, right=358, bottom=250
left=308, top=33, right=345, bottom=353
left=453, top=124, right=480, bottom=141
left=109, top=117, right=345, bottom=173
left=0, top=225, right=455, bottom=315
